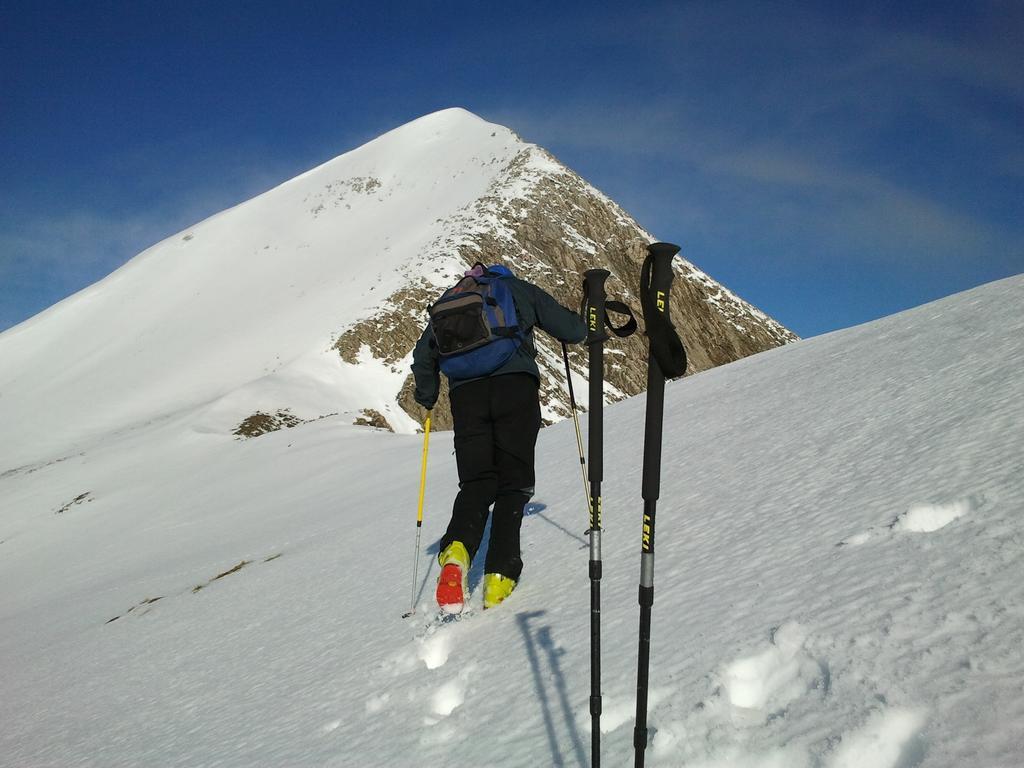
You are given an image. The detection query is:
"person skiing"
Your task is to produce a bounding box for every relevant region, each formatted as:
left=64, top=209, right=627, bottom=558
left=411, top=262, right=587, bottom=612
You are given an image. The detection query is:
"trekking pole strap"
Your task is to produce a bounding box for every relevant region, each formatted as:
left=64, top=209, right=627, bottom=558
left=603, top=300, right=638, bottom=338
left=580, top=291, right=639, bottom=341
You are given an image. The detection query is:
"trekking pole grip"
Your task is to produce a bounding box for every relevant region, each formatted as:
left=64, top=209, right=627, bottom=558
left=584, top=268, right=611, bottom=343
left=583, top=268, right=610, bottom=492
left=646, top=242, right=680, bottom=321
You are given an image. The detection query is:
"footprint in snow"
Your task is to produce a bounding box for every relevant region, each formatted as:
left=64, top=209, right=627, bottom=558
left=378, top=618, right=457, bottom=677
left=721, top=621, right=828, bottom=724
left=838, top=498, right=972, bottom=546
left=417, top=630, right=453, bottom=670
left=826, top=707, right=927, bottom=768
left=427, top=662, right=476, bottom=720
left=649, top=622, right=829, bottom=765
left=890, top=500, right=970, bottom=533
left=430, top=678, right=467, bottom=717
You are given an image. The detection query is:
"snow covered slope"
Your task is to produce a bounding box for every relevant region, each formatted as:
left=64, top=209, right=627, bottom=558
left=0, top=109, right=530, bottom=468
left=1, top=275, right=1021, bottom=767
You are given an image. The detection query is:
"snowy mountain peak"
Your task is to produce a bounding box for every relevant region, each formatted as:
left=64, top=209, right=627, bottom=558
left=285, top=107, right=524, bottom=197
left=369, top=106, right=505, bottom=138
left=0, top=109, right=793, bottom=471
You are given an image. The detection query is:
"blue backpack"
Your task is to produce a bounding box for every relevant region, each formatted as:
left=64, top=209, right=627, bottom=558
left=428, top=264, right=523, bottom=379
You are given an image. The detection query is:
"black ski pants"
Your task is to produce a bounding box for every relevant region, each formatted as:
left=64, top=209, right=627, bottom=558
left=440, top=373, right=541, bottom=582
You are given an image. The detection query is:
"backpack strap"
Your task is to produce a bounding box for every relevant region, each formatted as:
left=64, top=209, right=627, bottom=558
left=482, top=272, right=521, bottom=339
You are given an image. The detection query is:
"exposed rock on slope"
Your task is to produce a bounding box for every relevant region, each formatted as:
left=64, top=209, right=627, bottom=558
left=335, top=143, right=796, bottom=430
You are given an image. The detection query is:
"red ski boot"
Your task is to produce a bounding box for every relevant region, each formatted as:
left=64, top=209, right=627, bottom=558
left=435, top=541, right=470, bottom=614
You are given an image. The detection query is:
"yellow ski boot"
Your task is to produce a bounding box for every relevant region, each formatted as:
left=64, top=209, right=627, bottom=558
left=482, top=573, right=517, bottom=609
left=436, top=541, right=470, bottom=614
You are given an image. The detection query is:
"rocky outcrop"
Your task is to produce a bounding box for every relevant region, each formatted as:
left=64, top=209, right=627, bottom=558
left=233, top=410, right=306, bottom=438
left=334, top=145, right=797, bottom=431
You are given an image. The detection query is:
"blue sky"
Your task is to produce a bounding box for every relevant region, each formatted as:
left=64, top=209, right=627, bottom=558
left=2, top=1, right=1021, bottom=337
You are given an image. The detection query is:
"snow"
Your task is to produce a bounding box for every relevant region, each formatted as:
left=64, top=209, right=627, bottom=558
left=827, top=708, right=928, bottom=768
left=893, top=501, right=970, bottom=533
left=1, top=270, right=1022, bottom=766
left=721, top=621, right=820, bottom=711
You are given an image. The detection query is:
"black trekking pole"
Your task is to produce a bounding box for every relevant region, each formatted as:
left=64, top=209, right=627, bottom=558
left=633, top=243, right=687, bottom=767
left=583, top=268, right=610, bottom=768
left=578, top=271, right=638, bottom=767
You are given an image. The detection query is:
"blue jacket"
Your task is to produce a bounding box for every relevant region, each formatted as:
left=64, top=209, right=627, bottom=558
left=412, top=274, right=587, bottom=409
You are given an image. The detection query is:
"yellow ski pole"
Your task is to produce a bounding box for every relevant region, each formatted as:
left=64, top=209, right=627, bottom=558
left=402, top=412, right=432, bottom=618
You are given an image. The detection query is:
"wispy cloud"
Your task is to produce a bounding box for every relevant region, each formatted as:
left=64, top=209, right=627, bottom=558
left=0, top=201, right=230, bottom=330
left=497, top=98, right=1013, bottom=268
left=489, top=2, right=1022, bottom=277
left=701, top=145, right=1006, bottom=259
left=0, top=210, right=166, bottom=323
left=0, top=146, right=327, bottom=331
